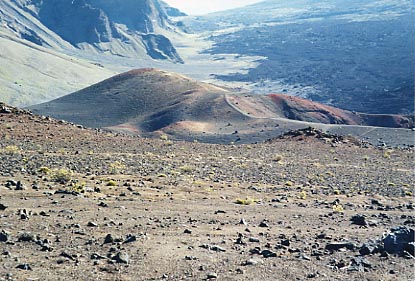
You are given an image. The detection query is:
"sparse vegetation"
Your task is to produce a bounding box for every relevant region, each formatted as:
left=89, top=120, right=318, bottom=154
left=164, top=140, right=174, bottom=146
left=38, top=166, right=51, bottom=174
left=50, top=168, right=73, bottom=184
left=109, top=161, right=126, bottom=174
left=298, top=191, right=307, bottom=200
left=383, top=150, right=393, bottom=159
left=160, top=134, right=169, bottom=141
left=71, top=181, right=86, bottom=193
left=285, top=180, right=293, bottom=187
left=332, top=204, right=344, bottom=213
left=2, top=145, right=19, bottom=154
left=106, top=180, right=117, bottom=187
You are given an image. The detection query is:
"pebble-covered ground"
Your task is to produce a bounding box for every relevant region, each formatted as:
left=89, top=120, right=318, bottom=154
left=0, top=105, right=414, bottom=280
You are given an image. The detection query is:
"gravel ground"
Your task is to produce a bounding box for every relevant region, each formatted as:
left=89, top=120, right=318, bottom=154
left=0, top=107, right=414, bottom=280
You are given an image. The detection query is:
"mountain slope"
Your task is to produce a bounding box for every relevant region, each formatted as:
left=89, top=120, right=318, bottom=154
left=1, top=0, right=183, bottom=62
left=0, top=0, right=187, bottom=106
left=0, top=32, right=115, bottom=106
left=29, top=69, right=414, bottom=145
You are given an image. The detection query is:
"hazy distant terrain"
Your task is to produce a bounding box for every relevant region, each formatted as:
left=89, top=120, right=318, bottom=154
left=185, top=0, right=415, bottom=114
left=0, top=0, right=413, bottom=117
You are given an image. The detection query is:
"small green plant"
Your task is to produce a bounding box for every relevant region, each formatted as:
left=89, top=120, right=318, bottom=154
left=192, top=180, right=204, bottom=186
left=109, top=161, right=126, bottom=174
left=383, top=150, right=393, bottom=159
left=404, top=191, right=413, bottom=197
left=164, top=140, right=174, bottom=146
left=71, top=182, right=86, bottom=193
left=285, top=180, right=293, bottom=187
left=160, top=135, right=169, bottom=141
left=333, top=189, right=340, bottom=195
left=332, top=204, right=344, bottom=213
left=51, top=168, right=73, bottom=184
left=297, top=191, right=307, bottom=200
left=106, top=180, right=117, bottom=187
left=38, top=166, right=51, bottom=174
left=3, top=145, right=19, bottom=154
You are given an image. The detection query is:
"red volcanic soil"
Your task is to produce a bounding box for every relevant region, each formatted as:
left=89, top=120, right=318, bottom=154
left=268, top=94, right=359, bottom=124
left=267, top=94, right=414, bottom=128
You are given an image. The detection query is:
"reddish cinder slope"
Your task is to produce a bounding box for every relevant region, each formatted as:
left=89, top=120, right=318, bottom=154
left=268, top=94, right=360, bottom=124
left=266, top=94, right=414, bottom=128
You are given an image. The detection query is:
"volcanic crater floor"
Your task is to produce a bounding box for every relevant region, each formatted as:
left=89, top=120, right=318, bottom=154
left=0, top=110, right=414, bottom=280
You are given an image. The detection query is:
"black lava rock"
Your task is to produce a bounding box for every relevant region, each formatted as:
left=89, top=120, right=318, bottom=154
left=261, top=249, right=277, bottom=258
left=0, top=230, right=10, bottom=242
left=325, top=242, right=356, bottom=251
left=16, top=264, right=32, bottom=270
left=351, top=214, right=367, bottom=226
left=17, top=232, right=35, bottom=242
left=383, top=226, right=415, bottom=255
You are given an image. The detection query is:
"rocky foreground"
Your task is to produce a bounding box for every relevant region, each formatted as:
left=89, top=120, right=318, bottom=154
left=0, top=105, right=414, bottom=280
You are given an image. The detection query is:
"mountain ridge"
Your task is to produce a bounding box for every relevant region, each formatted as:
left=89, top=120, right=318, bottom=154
left=0, top=0, right=188, bottom=106
left=1, top=0, right=184, bottom=62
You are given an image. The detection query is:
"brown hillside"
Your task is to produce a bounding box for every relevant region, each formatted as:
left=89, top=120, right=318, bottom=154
left=29, top=69, right=414, bottom=146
